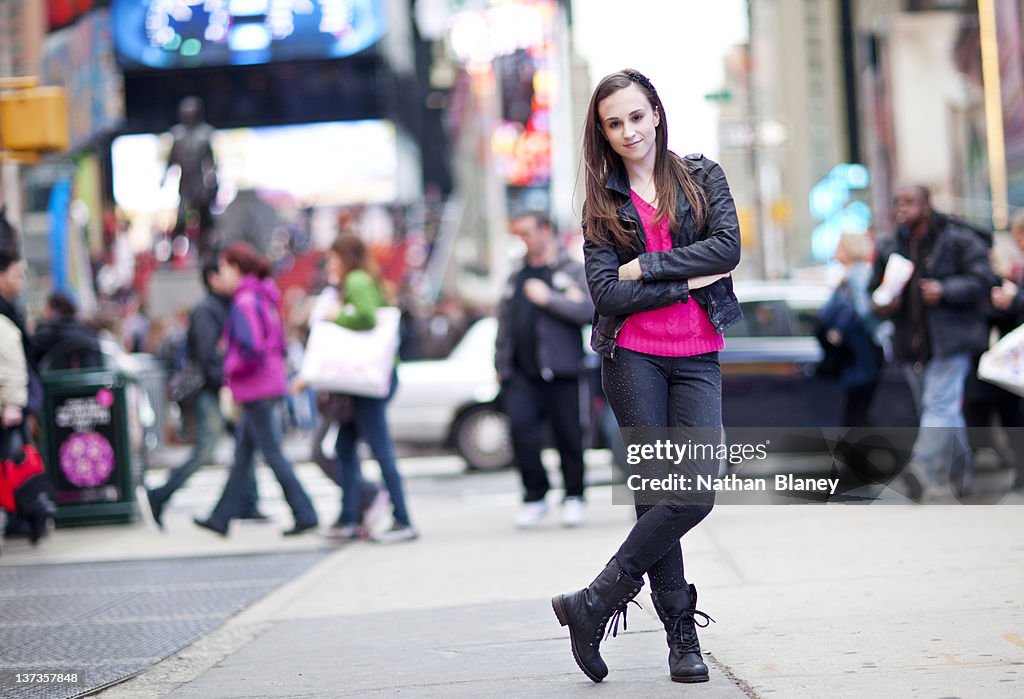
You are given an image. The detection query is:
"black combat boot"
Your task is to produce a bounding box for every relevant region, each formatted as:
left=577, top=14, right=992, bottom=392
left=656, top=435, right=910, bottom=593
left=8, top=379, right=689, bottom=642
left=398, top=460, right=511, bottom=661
left=551, top=557, right=644, bottom=682
left=651, top=584, right=715, bottom=683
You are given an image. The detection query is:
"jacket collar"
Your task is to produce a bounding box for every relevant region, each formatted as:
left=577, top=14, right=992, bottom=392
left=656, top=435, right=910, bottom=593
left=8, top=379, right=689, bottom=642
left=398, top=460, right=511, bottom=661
left=604, top=164, right=631, bottom=199
left=603, top=159, right=692, bottom=221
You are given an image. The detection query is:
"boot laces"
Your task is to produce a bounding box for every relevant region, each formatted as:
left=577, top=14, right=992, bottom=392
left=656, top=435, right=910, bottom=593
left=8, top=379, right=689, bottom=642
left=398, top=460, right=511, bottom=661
left=597, top=599, right=642, bottom=642
left=671, top=608, right=715, bottom=653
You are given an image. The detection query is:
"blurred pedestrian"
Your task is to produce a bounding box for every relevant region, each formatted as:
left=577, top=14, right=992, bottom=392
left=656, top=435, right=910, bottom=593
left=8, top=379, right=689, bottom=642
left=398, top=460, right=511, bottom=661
left=971, top=209, right=1024, bottom=490
left=870, top=185, right=992, bottom=500
left=0, top=251, right=29, bottom=467
left=318, top=234, right=414, bottom=543
left=194, top=242, right=318, bottom=536
left=0, top=245, right=45, bottom=541
left=552, top=69, right=741, bottom=685
left=495, top=211, right=593, bottom=528
left=138, top=259, right=266, bottom=530
left=31, top=291, right=103, bottom=370
left=816, top=232, right=884, bottom=426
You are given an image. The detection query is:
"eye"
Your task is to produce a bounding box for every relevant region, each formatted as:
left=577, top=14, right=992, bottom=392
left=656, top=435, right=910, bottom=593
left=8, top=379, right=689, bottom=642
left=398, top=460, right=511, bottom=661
left=608, top=120, right=620, bottom=128
left=632, top=115, right=643, bottom=122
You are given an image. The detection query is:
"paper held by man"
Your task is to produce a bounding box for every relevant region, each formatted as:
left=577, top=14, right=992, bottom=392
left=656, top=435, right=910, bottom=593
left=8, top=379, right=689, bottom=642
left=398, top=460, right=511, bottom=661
left=871, top=253, right=915, bottom=307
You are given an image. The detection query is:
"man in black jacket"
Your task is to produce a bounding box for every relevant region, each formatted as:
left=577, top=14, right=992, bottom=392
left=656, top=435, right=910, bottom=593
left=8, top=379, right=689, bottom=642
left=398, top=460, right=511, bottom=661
left=870, top=185, right=993, bottom=501
left=496, top=211, right=595, bottom=528
left=137, top=259, right=263, bottom=529
left=32, top=292, right=103, bottom=370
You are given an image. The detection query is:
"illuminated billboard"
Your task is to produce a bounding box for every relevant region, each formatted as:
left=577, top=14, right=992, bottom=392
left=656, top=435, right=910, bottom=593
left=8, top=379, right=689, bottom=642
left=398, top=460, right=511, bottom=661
left=111, top=120, right=400, bottom=247
left=111, top=0, right=388, bottom=70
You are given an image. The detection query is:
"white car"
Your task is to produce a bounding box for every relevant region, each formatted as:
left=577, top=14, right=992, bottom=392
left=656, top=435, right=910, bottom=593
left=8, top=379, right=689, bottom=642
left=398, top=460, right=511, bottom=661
left=387, top=317, right=513, bottom=470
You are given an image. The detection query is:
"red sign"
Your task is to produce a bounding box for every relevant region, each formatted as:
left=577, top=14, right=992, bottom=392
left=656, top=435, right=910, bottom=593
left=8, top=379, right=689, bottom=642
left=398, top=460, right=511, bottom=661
left=47, top=0, right=96, bottom=31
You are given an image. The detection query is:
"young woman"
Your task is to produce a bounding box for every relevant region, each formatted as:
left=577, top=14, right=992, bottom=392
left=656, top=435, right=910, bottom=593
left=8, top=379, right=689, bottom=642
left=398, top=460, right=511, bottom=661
left=194, top=242, right=319, bottom=537
left=322, top=234, right=416, bottom=544
left=551, top=69, right=742, bottom=684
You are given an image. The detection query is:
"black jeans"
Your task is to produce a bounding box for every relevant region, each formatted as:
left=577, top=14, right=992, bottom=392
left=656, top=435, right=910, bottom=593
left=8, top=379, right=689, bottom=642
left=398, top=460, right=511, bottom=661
left=602, top=349, right=721, bottom=593
left=503, top=371, right=585, bottom=502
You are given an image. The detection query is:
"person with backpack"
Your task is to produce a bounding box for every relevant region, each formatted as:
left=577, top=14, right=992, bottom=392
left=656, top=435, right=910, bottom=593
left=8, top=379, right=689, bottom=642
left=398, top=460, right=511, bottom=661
left=193, top=242, right=318, bottom=536
left=0, top=234, right=51, bottom=543
left=137, top=258, right=266, bottom=529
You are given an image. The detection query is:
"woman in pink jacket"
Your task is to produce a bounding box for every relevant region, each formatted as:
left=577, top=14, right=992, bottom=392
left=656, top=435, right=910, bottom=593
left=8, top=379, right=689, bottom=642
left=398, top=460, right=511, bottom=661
left=194, top=242, right=318, bottom=536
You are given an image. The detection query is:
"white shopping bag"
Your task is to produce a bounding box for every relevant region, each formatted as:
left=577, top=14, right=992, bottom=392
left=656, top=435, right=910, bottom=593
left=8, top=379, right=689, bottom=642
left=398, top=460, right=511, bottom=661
left=977, top=323, right=1024, bottom=397
left=300, top=307, right=401, bottom=398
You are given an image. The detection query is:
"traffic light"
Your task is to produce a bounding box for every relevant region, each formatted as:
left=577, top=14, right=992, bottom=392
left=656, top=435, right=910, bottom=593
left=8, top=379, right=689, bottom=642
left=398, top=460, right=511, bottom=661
left=0, top=86, right=69, bottom=153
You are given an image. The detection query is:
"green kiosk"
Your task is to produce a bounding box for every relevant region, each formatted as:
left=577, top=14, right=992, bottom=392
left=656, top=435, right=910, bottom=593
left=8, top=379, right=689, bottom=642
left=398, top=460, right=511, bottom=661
left=39, top=368, right=146, bottom=527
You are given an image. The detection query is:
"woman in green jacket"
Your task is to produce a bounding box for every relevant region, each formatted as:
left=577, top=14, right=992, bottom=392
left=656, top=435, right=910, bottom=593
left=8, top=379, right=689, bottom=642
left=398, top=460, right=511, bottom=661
left=324, top=234, right=416, bottom=543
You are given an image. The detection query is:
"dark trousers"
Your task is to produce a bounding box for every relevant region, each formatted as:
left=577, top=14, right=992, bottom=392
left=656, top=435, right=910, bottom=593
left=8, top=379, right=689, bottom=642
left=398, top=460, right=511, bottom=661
left=208, top=398, right=317, bottom=528
left=150, top=389, right=259, bottom=512
left=602, top=349, right=720, bottom=594
left=503, top=371, right=585, bottom=502
left=311, top=412, right=378, bottom=522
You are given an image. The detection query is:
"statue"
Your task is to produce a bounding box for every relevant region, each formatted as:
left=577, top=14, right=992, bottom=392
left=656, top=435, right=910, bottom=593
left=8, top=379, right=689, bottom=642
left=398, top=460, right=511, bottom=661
left=163, top=96, right=218, bottom=258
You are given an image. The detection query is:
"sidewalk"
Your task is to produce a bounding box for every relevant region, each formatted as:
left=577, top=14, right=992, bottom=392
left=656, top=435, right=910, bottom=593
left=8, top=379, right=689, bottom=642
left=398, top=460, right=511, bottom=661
left=4, top=453, right=1024, bottom=697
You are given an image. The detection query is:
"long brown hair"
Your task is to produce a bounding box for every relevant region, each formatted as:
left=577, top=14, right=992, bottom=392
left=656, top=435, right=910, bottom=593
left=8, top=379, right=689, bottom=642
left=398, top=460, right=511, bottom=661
left=581, top=69, right=707, bottom=250
left=222, top=241, right=271, bottom=279
left=331, top=233, right=383, bottom=282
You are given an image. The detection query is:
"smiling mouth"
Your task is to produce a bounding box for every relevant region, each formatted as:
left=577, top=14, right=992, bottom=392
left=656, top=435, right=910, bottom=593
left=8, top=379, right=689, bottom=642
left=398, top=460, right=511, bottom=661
left=624, top=141, right=641, bottom=148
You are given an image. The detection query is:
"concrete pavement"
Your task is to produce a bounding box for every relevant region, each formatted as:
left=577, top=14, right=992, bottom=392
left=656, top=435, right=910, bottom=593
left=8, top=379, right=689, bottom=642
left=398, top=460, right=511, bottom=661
left=3, top=448, right=1023, bottom=697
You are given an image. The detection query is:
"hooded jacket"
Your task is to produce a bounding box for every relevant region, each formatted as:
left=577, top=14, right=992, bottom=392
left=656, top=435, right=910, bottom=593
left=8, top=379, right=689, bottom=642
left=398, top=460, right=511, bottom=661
left=223, top=275, right=288, bottom=403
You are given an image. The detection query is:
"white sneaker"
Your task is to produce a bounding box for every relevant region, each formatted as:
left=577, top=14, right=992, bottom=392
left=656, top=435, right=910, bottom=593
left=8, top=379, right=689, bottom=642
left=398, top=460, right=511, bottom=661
left=515, top=500, right=549, bottom=529
left=561, top=497, right=586, bottom=527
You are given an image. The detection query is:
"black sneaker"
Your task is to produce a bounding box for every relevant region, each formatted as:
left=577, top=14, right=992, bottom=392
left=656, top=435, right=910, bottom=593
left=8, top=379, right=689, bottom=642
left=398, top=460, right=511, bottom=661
left=136, top=486, right=164, bottom=531
left=283, top=521, right=318, bottom=537
left=373, top=523, right=418, bottom=544
left=238, top=510, right=272, bottom=523
left=193, top=517, right=228, bottom=537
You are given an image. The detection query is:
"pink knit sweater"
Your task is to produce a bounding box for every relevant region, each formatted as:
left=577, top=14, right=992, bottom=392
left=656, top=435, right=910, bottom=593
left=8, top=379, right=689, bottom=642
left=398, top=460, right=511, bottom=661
left=616, top=191, right=725, bottom=357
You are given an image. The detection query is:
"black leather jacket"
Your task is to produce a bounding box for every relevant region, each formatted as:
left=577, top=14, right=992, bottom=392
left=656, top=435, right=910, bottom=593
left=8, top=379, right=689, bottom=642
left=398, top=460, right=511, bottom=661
left=583, top=153, right=743, bottom=359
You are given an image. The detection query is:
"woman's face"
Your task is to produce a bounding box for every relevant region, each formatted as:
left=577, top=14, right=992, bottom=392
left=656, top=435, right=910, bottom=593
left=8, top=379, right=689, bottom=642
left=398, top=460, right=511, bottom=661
left=218, top=258, right=243, bottom=294
left=597, top=84, right=660, bottom=167
left=326, top=250, right=346, bottom=286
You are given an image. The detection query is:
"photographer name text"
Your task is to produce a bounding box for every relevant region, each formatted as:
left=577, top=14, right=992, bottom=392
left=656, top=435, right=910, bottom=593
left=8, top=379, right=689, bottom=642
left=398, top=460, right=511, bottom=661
left=626, top=473, right=840, bottom=495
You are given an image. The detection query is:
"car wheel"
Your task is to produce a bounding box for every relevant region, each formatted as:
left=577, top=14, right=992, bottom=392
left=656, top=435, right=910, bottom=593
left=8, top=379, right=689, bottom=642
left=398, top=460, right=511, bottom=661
left=454, top=404, right=513, bottom=471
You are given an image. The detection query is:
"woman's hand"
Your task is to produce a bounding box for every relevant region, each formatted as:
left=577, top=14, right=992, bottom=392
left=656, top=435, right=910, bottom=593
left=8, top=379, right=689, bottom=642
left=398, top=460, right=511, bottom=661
left=688, top=272, right=731, bottom=290
left=617, top=259, right=643, bottom=281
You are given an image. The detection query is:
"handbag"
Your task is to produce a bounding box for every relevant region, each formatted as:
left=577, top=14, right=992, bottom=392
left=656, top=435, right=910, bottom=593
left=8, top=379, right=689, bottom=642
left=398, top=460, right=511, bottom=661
left=300, top=307, right=401, bottom=398
left=977, top=323, right=1024, bottom=397
left=168, top=361, right=206, bottom=405
left=316, top=392, right=355, bottom=425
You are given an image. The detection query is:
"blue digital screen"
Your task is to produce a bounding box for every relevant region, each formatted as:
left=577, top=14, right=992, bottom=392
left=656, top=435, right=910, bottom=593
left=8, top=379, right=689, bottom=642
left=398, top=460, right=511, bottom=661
left=111, top=0, right=388, bottom=70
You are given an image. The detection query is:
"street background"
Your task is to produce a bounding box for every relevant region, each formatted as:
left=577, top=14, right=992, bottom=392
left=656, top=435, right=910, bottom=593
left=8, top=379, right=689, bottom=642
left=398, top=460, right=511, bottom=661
left=2, top=447, right=1022, bottom=698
